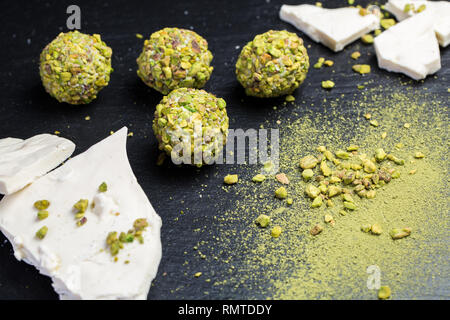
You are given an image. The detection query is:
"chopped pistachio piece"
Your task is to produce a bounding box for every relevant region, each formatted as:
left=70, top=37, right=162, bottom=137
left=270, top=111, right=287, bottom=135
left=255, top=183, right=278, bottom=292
left=271, top=226, right=282, bottom=238
left=416, top=4, right=426, bottom=12
left=414, top=152, right=425, bottom=159
left=328, top=185, right=342, bottom=197
left=375, top=148, right=387, bottom=162
left=361, top=224, right=371, bottom=233
left=378, top=286, right=391, bottom=299
left=324, top=214, right=334, bottom=223
left=275, top=186, right=288, bottom=199
left=342, top=193, right=354, bottom=203
left=310, top=224, right=323, bottom=236
left=374, top=29, right=382, bottom=36
left=390, top=227, right=412, bottom=240
left=335, top=150, right=350, bottom=160
left=285, top=95, right=295, bottom=102
left=36, top=226, right=48, bottom=239
left=361, top=34, right=374, bottom=44
left=275, top=173, right=290, bottom=185
left=351, top=51, right=361, bottom=60
left=322, top=80, right=335, bottom=89
left=287, top=198, right=293, bottom=205
left=380, top=18, right=396, bottom=29
left=224, top=174, right=238, bottom=185
left=347, top=145, right=359, bottom=151
left=299, top=155, right=318, bottom=169
left=311, top=196, right=323, bottom=208
left=371, top=223, right=382, bottom=235
left=363, top=159, right=377, bottom=173
left=255, top=214, right=270, bottom=228
left=73, top=199, right=89, bottom=213
left=252, top=174, right=266, bottom=183
left=302, top=169, right=314, bottom=181
left=34, top=200, right=50, bottom=210
left=37, top=210, right=49, bottom=220
left=324, top=60, right=334, bottom=67
left=369, top=120, right=379, bottom=127
left=320, top=161, right=332, bottom=176
left=194, top=272, right=202, bottom=278
left=352, top=64, right=371, bottom=74
left=98, top=182, right=108, bottom=192
left=305, top=184, right=321, bottom=199
left=343, top=201, right=356, bottom=210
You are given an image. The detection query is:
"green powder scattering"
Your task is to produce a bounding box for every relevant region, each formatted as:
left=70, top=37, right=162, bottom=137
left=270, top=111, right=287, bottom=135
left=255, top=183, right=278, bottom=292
left=195, top=86, right=448, bottom=299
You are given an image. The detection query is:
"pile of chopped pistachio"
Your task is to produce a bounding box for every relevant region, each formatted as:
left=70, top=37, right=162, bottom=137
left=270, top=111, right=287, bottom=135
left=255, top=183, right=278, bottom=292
left=189, top=87, right=448, bottom=300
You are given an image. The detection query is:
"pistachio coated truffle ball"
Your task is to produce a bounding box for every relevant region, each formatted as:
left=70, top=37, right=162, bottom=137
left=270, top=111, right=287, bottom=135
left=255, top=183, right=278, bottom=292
left=137, top=28, right=213, bottom=95
left=235, top=30, right=309, bottom=98
left=153, top=88, right=228, bottom=166
left=39, top=31, right=113, bottom=104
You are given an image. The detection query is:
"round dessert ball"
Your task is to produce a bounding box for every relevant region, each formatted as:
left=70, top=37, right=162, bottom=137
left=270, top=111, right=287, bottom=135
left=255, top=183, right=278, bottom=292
left=39, top=31, right=113, bottom=104
left=137, top=28, right=213, bottom=95
left=235, top=30, right=309, bottom=98
left=153, top=88, right=228, bottom=166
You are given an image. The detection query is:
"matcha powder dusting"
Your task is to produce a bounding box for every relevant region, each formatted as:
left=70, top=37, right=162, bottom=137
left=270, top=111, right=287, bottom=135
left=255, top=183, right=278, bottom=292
left=194, top=87, right=449, bottom=299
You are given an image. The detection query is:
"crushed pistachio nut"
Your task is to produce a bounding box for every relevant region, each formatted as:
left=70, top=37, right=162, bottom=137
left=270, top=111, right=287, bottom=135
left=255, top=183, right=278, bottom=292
left=378, top=286, right=391, bottom=299
left=390, top=227, right=412, bottom=240
left=380, top=18, right=396, bottom=29
left=136, top=33, right=143, bottom=39
left=271, top=226, right=282, bottom=238
left=370, top=223, right=382, bottom=235
left=361, top=34, right=374, bottom=44
left=275, top=173, right=290, bottom=185
left=311, top=196, right=323, bottom=208
left=375, top=148, right=387, bottom=162
left=374, top=29, right=382, bottom=36
left=351, top=51, right=361, bottom=60
left=324, top=60, right=334, bottom=67
left=404, top=3, right=413, bottom=12
left=194, top=272, right=202, bottom=278
left=335, top=150, right=350, bottom=159
left=252, top=174, right=266, bottom=183
left=275, top=186, right=288, bottom=199
left=352, top=64, right=371, bottom=74
left=414, top=152, right=425, bottom=159
left=34, top=200, right=50, bottom=210
left=361, top=224, right=371, bottom=233
left=299, top=155, right=318, bottom=169
left=37, top=210, right=49, bottom=220
left=322, top=80, right=335, bottom=89
left=305, top=184, right=321, bottom=199
left=287, top=198, right=293, bottom=205
left=343, top=201, right=356, bottom=210
left=369, top=120, right=379, bottom=127
left=328, top=185, right=342, bottom=198
left=255, top=214, right=271, bottom=228
left=285, top=95, right=295, bottom=102
left=73, top=199, right=89, bottom=218
left=76, top=217, right=87, bottom=227
left=98, top=182, right=108, bottom=192
left=224, top=174, right=239, bottom=185
left=314, top=57, right=325, bottom=69
left=36, top=226, right=48, bottom=239
left=416, top=4, right=426, bottom=12
left=302, top=169, right=314, bottom=181
left=310, top=224, right=323, bottom=236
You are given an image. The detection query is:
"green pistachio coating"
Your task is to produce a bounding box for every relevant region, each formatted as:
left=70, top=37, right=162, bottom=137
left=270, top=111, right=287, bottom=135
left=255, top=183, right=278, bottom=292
left=137, top=28, right=213, bottom=94
left=152, top=88, right=229, bottom=166
left=235, top=30, right=309, bottom=98
left=39, top=31, right=113, bottom=104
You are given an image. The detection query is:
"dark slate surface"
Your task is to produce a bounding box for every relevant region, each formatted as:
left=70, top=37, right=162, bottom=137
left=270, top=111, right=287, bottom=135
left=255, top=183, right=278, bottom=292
left=0, top=0, right=448, bottom=299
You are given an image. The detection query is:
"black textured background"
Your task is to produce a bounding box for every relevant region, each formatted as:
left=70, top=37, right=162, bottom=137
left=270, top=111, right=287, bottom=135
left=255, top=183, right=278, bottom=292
left=0, top=0, right=448, bottom=299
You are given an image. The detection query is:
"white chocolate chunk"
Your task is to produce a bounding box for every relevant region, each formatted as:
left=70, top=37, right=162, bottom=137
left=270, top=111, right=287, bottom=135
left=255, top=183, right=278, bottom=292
left=0, top=134, right=75, bottom=195
left=374, top=9, right=441, bottom=80
left=0, top=128, right=162, bottom=300
left=279, top=4, right=380, bottom=52
left=385, top=0, right=450, bottom=47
